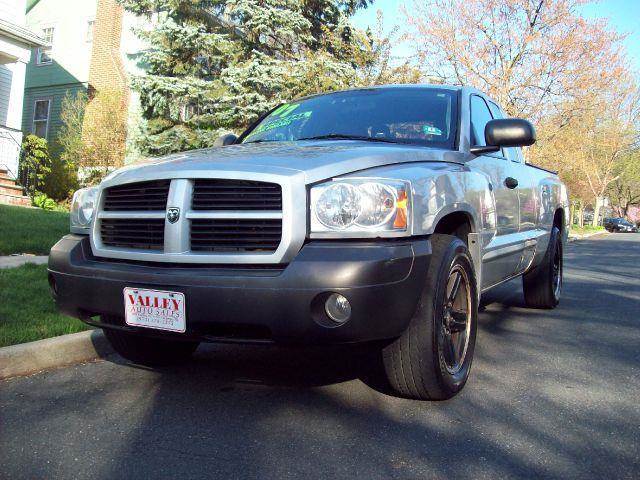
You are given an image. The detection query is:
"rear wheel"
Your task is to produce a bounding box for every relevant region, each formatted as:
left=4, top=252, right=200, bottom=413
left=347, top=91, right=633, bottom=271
left=523, top=226, right=563, bottom=309
left=379, top=234, right=478, bottom=400
left=103, top=324, right=199, bottom=366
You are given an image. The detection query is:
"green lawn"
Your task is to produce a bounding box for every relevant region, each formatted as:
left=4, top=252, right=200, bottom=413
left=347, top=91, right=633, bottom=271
left=569, top=225, right=606, bottom=236
left=0, top=204, right=69, bottom=255
left=0, top=264, right=89, bottom=347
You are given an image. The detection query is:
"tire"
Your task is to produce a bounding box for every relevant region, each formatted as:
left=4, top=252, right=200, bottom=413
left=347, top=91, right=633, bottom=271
left=103, top=325, right=199, bottom=366
left=380, top=234, right=478, bottom=400
left=523, top=226, right=563, bottom=309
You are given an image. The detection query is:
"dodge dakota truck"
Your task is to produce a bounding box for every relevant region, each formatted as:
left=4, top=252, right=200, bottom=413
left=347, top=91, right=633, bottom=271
left=49, top=85, right=569, bottom=400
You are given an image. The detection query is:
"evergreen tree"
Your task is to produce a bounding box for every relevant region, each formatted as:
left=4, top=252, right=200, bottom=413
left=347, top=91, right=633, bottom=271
left=118, top=0, right=374, bottom=156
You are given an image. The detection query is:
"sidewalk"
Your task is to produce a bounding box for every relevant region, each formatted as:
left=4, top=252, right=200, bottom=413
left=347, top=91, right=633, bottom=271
left=0, top=254, right=48, bottom=269
left=568, top=230, right=609, bottom=242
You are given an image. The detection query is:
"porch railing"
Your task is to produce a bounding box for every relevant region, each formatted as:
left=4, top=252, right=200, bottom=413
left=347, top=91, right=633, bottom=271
left=0, top=125, right=22, bottom=180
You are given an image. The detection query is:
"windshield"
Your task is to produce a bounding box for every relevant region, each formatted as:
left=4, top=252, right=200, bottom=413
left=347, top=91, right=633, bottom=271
left=241, top=88, right=458, bottom=149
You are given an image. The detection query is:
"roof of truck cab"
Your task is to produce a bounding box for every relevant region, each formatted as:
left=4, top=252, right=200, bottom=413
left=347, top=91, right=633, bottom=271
left=305, top=84, right=463, bottom=96
left=291, top=84, right=469, bottom=105
left=291, top=84, right=498, bottom=104
left=343, top=84, right=463, bottom=90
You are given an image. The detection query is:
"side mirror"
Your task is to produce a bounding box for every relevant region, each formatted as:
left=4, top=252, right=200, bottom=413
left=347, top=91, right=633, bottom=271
left=486, top=118, right=536, bottom=147
left=470, top=118, right=536, bottom=155
left=214, top=133, right=238, bottom=147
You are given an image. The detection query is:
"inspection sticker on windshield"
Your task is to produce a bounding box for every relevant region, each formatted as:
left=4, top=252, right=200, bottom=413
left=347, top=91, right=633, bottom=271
left=423, top=125, right=443, bottom=136
left=124, top=288, right=186, bottom=333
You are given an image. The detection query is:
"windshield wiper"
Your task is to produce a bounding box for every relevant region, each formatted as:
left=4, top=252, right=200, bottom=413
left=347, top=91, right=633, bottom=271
left=243, top=139, right=278, bottom=144
left=297, top=134, right=400, bottom=144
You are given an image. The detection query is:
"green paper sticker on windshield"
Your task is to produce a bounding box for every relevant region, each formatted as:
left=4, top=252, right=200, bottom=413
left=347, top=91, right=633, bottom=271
left=271, top=103, right=300, bottom=118
left=246, top=110, right=312, bottom=138
left=423, top=125, right=443, bottom=136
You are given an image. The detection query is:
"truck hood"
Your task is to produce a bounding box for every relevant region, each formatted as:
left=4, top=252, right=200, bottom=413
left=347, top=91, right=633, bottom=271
left=101, top=140, right=465, bottom=187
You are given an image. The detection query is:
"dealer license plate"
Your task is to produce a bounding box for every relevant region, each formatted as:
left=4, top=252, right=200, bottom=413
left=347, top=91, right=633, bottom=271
left=124, top=288, right=186, bottom=333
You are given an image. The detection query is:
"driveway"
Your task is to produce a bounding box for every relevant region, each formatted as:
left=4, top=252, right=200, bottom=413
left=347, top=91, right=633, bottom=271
left=1, top=234, right=638, bottom=479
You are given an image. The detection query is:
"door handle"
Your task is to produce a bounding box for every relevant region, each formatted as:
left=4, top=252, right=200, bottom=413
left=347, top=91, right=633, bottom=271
left=504, top=177, right=519, bottom=189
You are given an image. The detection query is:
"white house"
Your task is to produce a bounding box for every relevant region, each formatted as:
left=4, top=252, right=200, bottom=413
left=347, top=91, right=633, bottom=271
left=0, top=0, right=46, bottom=179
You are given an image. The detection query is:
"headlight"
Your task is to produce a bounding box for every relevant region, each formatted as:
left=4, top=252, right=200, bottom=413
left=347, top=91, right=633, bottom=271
left=310, top=179, right=410, bottom=237
left=70, top=187, right=98, bottom=233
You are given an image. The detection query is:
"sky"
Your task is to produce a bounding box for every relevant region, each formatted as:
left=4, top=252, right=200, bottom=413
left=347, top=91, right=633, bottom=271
left=352, top=0, right=640, bottom=75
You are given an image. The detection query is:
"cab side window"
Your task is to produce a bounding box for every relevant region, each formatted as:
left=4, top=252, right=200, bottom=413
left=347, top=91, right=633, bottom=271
left=507, top=147, right=525, bottom=163
left=470, top=96, right=494, bottom=147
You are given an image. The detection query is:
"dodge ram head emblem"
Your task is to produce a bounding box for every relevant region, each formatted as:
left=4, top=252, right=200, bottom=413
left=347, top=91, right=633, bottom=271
left=167, top=207, right=180, bottom=224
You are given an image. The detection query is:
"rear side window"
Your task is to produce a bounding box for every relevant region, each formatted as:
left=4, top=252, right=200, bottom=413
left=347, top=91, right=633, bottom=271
left=470, top=96, right=494, bottom=147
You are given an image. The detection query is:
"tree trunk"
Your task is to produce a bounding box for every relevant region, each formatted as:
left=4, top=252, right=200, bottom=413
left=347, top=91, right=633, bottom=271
left=569, top=203, right=575, bottom=226
left=622, top=202, right=629, bottom=218
left=576, top=203, right=584, bottom=228
left=592, top=196, right=605, bottom=227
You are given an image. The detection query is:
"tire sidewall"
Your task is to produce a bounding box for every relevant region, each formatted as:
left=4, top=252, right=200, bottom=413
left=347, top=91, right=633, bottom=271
left=545, top=227, right=562, bottom=305
left=430, top=239, right=478, bottom=394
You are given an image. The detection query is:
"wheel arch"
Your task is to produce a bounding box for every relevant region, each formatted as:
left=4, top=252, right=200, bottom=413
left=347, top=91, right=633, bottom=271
left=553, top=207, right=568, bottom=243
left=433, top=210, right=475, bottom=244
left=432, top=209, right=482, bottom=295
left=553, top=208, right=564, bottom=232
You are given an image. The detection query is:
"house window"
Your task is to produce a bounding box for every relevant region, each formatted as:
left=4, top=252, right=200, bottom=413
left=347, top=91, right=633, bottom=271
left=33, top=99, right=51, bottom=139
left=37, top=26, right=55, bottom=65
left=86, top=19, right=95, bottom=42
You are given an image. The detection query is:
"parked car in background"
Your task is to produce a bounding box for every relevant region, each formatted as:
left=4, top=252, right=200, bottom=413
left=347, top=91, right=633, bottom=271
left=49, top=85, right=569, bottom=401
left=604, top=218, right=638, bottom=233
left=582, top=210, right=595, bottom=225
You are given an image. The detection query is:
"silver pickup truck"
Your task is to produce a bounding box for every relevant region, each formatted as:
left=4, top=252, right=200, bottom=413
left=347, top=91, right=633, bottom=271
left=49, top=85, right=568, bottom=400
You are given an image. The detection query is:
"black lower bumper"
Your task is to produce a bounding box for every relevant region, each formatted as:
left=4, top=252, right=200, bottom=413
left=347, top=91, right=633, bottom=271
left=48, top=235, right=431, bottom=344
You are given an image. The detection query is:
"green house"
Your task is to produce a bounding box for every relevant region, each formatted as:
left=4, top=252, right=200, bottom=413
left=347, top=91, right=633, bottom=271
left=22, top=0, right=146, bottom=163
left=22, top=0, right=98, bottom=149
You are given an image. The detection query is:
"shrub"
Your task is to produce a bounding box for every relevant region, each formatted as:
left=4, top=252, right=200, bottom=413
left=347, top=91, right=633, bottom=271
left=82, top=88, right=128, bottom=175
left=32, top=192, right=57, bottom=211
left=58, top=89, right=127, bottom=187
left=20, top=134, right=78, bottom=202
left=18, top=135, right=51, bottom=197
left=43, top=157, right=79, bottom=202
left=58, top=91, right=86, bottom=171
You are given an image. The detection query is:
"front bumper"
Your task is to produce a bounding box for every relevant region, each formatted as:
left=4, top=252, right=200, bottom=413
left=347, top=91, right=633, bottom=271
left=48, top=235, right=431, bottom=344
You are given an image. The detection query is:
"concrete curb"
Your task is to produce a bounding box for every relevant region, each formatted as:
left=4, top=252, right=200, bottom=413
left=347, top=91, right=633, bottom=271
left=0, top=330, right=113, bottom=380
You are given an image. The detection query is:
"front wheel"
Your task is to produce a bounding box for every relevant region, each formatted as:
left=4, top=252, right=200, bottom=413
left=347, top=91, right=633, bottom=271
left=379, top=234, right=478, bottom=400
left=103, top=324, right=199, bottom=366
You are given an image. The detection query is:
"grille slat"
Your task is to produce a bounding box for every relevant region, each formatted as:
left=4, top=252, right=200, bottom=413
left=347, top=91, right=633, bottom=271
left=191, top=226, right=282, bottom=231
left=192, top=179, right=282, bottom=211
left=106, top=189, right=169, bottom=196
left=190, top=219, right=282, bottom=252
left=100, top=218, right=165, bottom=250
left=103, top=180, right=170, bottom=211
left=103, top=194, right=169, bottom=201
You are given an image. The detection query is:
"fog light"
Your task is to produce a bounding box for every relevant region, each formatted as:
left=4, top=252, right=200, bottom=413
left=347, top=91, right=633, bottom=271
left=325, top=293, right=351, bottom=323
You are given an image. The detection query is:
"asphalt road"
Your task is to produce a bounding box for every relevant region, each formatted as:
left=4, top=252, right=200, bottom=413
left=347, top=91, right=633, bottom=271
left=1, top=234, right=639, bottom=479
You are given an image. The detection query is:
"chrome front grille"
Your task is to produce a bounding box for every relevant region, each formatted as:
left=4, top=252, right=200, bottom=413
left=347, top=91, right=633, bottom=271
left=103, top=180, right=170, bottom=211
left=192, top=179, right=281, bottom=211
left=92, top=177, right=295, bottom=264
